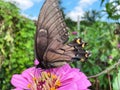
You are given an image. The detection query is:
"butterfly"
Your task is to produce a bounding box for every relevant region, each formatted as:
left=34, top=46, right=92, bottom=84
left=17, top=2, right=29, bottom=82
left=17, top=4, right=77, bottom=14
left=35, top=0, right=90, bottom=69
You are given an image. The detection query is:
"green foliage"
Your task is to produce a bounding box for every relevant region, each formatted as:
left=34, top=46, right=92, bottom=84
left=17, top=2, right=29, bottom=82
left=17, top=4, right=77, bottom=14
left=69, top=21, right=120, bottom=89
left=65, top=18, right=77, bottom=30
left=113, top=70, right=120, bottom=90
left=101, top=0, right=120, bottom=20
left=0, top=0, right=35, bottom=89
left=105, top=2, right=120, bottom=20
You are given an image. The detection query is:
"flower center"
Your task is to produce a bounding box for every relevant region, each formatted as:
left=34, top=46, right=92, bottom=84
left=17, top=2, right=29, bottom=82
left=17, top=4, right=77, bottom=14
left=28, top=71, right=61, bottom=90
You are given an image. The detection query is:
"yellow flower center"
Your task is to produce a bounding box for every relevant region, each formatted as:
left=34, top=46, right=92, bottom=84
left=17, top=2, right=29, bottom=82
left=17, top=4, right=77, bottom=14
left=50, top=87, right=56, bottom=90
left=27, top=71, right=61, bottom=90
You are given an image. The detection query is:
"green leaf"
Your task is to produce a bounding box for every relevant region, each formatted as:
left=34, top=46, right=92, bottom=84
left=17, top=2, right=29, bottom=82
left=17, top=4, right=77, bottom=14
left=113, top=70, right=120, bottom=90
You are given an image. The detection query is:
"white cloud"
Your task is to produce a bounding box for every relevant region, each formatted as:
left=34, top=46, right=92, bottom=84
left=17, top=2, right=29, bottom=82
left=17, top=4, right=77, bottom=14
left=66, top=7, right=84, bottom=21
left=5, top=0, right=42, bottom=10
left=66, top=0, right=97, bottom=21
left=79, top=0, right=97, bottom=6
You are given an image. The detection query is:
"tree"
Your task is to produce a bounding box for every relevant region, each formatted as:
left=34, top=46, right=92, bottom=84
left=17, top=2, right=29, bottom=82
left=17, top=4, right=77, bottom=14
left=82, top=10, right=101, bottom=24
left=101, top=0, right=120, bottom=20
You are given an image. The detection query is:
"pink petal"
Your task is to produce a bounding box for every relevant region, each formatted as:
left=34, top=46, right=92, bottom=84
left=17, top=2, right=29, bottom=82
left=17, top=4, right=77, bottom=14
left=60, top=69, right=80, bottom=83
left=33, top=67, right=42, bottom=77
left=60, top=72, right=75, bottom=84
left=76, top=78, right=91, bottom=89
left=21, top=67, right=42, bottom=82
left=76, top=72, right=91, bottom=89
left=13, top=88, right=26, bottom=90
left=34, top=59, right=39, bottom=65
left=60, top=64, right=71, bottom=70
left=51, top=64, right=72, bottom=76
left=21, top=67, right=35, bottom=83
left=58, top=83, right=78, bottom=90
left=11, top=75, right=29, bottom=89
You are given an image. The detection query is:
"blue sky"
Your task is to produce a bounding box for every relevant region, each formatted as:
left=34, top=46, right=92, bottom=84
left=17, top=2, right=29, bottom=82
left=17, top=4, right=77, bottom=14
left=6, top=0, right=102, bottom=21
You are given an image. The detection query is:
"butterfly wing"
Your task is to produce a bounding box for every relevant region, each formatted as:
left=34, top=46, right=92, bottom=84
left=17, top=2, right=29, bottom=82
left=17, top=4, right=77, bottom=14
left=35, top=0, right=90, bottom=68
left=35, top=0, right=71, bottom=68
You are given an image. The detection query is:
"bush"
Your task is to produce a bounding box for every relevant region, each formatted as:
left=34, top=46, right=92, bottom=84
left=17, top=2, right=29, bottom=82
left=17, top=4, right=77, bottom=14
left=0, top=1, right=35, bottom=89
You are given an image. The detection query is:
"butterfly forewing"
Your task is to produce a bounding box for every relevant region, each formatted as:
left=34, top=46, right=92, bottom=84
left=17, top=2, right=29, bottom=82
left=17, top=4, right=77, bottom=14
left=35, top=0, right=71, bottom=67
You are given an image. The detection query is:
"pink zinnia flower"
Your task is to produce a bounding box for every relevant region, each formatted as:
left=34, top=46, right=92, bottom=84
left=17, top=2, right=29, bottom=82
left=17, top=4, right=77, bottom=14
left=11, top=64, right=91, bottom=90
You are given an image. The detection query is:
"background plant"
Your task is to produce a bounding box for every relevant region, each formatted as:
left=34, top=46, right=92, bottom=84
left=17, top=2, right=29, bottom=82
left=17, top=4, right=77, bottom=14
left=0, top=1, right=35, bottom=89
